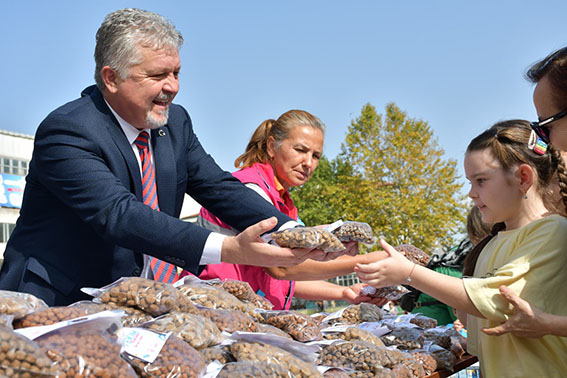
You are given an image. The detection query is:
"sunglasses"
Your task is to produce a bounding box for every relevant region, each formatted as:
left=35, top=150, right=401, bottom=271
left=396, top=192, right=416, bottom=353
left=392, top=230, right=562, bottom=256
left=530, top=109, right=567, bottom=144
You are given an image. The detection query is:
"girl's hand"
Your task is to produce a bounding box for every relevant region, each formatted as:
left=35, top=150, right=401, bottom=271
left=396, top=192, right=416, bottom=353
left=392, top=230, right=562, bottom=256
left=342, top=283, right=388, bottom=306
left=354, top=239, right=414, bottom=287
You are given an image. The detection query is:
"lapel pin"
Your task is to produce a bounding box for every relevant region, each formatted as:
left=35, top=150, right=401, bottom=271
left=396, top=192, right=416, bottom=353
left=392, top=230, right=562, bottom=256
left=158, top=129, right=166, bottom=137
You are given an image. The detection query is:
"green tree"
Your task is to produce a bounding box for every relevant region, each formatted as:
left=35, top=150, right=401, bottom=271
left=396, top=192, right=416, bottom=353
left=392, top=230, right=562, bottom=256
left=293, top=102, right=467, bottom=251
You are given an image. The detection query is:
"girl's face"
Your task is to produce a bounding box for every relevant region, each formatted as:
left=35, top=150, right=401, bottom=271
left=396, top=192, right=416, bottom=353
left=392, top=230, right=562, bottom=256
left=533, top=75, right=567, bottom=151
left=465, top=149, right=523, bottom=224
left=268, top=125, right=324, bottom=191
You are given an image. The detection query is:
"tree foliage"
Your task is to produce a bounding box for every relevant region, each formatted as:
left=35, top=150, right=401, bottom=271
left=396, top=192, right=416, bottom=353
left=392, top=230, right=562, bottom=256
left=291, top=102, right=467, bottom=251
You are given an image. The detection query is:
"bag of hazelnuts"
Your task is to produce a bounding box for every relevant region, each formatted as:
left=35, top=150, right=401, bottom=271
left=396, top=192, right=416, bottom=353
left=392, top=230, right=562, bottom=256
left=268, top=227, right=346, bottom=252
left=207, top=278, right=274, bottom=310
left=329, top=220, right=376, bottom=245
left=120, top=329, right=207, bottom=378
left=0, top=290, right=48, bottom=320
left=259, top=310, right=322, bottom=342
left=139, top=311, right=222, bottom=350
left=0, top=324, right=57, bottom=377
left=82, top=277, right=197, bottom=317
left=32, top=311, right=138, bottom=377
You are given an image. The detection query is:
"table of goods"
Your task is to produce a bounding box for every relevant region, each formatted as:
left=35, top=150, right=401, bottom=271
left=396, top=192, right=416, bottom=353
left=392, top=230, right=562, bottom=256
left=0, top=275, right=477, bottom=378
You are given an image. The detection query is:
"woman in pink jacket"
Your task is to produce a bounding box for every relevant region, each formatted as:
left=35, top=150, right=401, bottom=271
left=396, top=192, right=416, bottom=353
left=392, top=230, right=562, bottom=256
left=182, top=110, right=385, bottom=309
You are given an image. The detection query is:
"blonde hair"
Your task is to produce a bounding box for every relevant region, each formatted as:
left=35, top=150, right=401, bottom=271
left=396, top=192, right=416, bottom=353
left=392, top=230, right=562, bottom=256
left=234, top=110, right=326, bottom=168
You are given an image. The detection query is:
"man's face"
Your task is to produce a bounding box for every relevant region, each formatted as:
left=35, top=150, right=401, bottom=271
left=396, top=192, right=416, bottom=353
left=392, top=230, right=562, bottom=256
left=110, top=45, right=180, bottom=130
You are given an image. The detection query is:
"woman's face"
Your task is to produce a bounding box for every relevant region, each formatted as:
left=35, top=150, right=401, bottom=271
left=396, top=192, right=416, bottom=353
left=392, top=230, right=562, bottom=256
left=268, top=125, right=324, bottom=191
left=533, top=75, right=567, bottom=151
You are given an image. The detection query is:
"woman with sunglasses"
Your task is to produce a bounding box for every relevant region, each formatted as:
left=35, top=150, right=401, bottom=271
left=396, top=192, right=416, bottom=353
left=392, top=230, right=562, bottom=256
left=482, top=46, right=567, bottom=338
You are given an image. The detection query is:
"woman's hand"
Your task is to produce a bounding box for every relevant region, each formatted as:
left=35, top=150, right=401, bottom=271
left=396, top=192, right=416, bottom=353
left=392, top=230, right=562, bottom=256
left=342, top=283, right=388, bottom=306
left=354, top=239, right=414, bottom=287
left=482, top=285, right=550, bottom=338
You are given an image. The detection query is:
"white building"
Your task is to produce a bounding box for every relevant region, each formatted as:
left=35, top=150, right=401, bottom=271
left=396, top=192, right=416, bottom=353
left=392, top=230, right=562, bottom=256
left=0, top=130, right=34, bottom=257
left=0, top=128, right=202, bottom=260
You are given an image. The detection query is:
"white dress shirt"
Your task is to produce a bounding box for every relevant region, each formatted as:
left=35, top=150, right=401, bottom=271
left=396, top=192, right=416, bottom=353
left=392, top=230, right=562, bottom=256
left=105, top=101, right=224, bottom=272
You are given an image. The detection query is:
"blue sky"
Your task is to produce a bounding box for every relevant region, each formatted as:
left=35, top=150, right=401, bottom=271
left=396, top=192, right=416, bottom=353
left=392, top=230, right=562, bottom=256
left=2, top=1, right=567, bottom=186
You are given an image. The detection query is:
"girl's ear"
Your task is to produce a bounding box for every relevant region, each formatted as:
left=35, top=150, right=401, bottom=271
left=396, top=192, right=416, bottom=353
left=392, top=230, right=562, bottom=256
left=516, top=163, right=535, bottom=194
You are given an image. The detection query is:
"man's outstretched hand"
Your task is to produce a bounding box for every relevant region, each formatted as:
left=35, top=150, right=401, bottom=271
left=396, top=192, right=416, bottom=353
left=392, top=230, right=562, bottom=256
left=221, top=217, right=327, bottom=267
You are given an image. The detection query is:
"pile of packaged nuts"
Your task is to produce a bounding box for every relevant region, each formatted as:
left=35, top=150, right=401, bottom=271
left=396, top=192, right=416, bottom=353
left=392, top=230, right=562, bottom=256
left=0, top=274, right=470, bottom=378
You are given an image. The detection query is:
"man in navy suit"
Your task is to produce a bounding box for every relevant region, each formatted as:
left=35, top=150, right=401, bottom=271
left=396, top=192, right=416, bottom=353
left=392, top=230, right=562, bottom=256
left=0, top=8, right=327, bottom=306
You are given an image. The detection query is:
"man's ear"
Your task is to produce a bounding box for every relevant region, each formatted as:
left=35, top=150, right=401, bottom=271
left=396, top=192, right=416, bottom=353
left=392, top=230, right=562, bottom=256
left=101, top=66, right=119, bottom=93
left=517, top=163, right=535, bottom=194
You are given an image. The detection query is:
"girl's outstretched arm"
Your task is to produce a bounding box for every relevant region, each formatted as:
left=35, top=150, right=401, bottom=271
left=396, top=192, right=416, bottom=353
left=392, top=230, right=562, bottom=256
left=355, top=239, right=485, bottom=318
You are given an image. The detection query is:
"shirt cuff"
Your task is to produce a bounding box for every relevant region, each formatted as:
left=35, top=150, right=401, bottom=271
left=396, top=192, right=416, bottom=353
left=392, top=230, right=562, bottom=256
left=200, top=232, right=225, bottom=265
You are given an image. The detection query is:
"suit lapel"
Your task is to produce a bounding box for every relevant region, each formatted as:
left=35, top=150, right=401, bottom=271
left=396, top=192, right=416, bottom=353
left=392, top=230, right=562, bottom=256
left=87, top=85, right=143, bottom=201
left=103, top=113, right=143, bottom=201
left=152, top=127, right=176, bottom=215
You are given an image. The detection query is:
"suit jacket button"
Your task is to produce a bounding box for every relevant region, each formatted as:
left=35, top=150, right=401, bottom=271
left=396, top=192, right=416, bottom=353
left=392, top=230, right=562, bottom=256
left=132, top=268, right=141, bottom=276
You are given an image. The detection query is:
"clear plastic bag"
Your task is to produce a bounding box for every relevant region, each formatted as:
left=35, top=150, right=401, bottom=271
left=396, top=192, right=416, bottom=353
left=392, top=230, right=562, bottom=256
left=337, top=326, right=385, bottom=347
left=230, top=341, right=322, bottom=377
left=380, top=325, right=424, bottom=350
left=260, top=310, right=322, bottom=342
left=0, top=324, right=56, bottom=377
left=122, top=332, right=206, bottom=378
left=360, top=285, right=409, bottom=301
left=177, top=277, right=250, bottom=314
left=409, top=314, right=438, bottom=329
left=140, top=311, right=221, bottom=350
left=217, top=361, right=291, bottom=378
left=395, top=244, right=431, bottom=266
left=210, top=278, right=274, bottom=310
left=84, top=277, right=197, bottom=317
left=70, top=300, right=154, bottom=327
left=13, top=306, right=93, bottom=328
left=0, top=290, right=48, bottom=319
left=270, top=227, right=346, bottom=252
left=35, top=312, right=137, bottom=377
left=409, top=350, right=438, bottom=375
left=318, top=340, right=399, bottom=371
left=331, top=221, right=375, bottom=244
left=325, top=303, right=384, bottom=325
left=199, top=307, right=258, bottom=333
left=427, top=344, right=456, bottom=371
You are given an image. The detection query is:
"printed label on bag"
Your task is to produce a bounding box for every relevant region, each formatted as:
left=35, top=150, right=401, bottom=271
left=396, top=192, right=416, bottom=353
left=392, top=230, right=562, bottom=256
left=325, top=219, right=343, bottom=233
left=119, top=327, right=171, bottom=363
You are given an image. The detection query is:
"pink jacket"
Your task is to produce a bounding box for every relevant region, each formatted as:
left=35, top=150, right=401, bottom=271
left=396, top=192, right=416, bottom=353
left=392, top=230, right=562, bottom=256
left=193, top=162, right=296, bottom=310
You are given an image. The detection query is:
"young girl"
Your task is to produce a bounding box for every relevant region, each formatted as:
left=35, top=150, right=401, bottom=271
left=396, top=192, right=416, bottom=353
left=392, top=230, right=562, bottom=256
left=355, top=120, right=567, bottom=377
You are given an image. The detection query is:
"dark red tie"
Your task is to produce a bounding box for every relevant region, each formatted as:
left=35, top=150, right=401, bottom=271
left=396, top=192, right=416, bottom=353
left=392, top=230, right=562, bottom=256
left=134, top=131, right=179, bottom=283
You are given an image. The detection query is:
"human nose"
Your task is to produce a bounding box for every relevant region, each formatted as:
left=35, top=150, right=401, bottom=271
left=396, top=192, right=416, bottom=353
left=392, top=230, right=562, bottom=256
left=303, top=153, right=315, bottom=170
left=163, top=73, right=179, bottom=94
left=468, top=185, right=477, bottom=199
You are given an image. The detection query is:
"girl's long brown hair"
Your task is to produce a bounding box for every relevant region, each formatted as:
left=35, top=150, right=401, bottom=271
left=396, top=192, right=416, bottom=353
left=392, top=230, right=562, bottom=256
left=462, top=120, right=567, bottom=276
